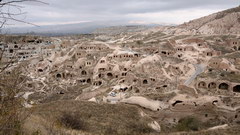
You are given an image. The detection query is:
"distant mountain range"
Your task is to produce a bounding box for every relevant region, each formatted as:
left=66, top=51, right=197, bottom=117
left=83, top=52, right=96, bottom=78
left=2, top=21, right=160, bottom=36
left=7, top=5, right=239, bottom=36
left=93, top=25, right=156, bottom=35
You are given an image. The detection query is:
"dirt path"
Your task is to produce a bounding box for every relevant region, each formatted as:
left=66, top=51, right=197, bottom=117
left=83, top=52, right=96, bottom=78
left=75, top=87, right=109, bottom=100
left=184, top=64, right=206, bottom=86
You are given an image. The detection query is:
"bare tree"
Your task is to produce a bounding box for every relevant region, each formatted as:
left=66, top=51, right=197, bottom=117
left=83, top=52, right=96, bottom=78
left=0, top=0, right=47, bottom=28
left=0, top=0, right=45, bottom=134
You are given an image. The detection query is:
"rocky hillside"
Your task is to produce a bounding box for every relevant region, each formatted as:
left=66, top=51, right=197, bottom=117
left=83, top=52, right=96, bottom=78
left=167, top=6, right=240, bottom=35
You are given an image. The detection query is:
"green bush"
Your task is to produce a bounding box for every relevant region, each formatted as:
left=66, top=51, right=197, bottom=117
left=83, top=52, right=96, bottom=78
left=136, top=40, right=143, bottom=45
left=176, top=117, right=202, bottom=131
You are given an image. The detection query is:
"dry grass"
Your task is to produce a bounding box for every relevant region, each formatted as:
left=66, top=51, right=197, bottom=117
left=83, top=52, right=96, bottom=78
left=0, top=69, right=30, bottom=135
left=143, top=92, right=176, bottom=101
left=175, top=125, right=240, bottom=135
left=24, top=100, right=155, bottom=135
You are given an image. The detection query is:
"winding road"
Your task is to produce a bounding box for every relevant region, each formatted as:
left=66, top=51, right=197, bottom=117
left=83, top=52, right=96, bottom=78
left=184, top=64, right=206, bottom=86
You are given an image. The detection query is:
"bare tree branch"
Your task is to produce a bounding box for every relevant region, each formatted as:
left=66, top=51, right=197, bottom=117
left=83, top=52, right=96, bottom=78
left=0, top=0, right=48, bottom=7
left=0, top=1, right=46, bottom=134
left=0, top=0, right=48, bottom=27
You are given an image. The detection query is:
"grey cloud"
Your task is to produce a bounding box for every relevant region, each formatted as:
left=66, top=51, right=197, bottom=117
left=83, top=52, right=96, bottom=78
left=6, top=0, right=240, bottom=25
left=40, top=0, right=238, bottom=14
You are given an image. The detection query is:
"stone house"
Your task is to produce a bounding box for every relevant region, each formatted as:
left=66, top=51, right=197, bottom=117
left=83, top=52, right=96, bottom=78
left=208, top=58, right=231, bottom=71
left=203, top=50, right=222, bottom=57
left=228, top=39, right=240, bottom=51
left=196, top=79, right=240, bottom=94
left=176, top=46, right=196, bottom=52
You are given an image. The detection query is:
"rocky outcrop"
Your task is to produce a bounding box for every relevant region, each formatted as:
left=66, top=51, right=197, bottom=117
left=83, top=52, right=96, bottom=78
left=168, top=6, right=240, bottom=35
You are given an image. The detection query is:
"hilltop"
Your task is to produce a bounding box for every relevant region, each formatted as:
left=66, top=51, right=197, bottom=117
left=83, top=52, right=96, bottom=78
left=165, top=6, right=240, bottom=35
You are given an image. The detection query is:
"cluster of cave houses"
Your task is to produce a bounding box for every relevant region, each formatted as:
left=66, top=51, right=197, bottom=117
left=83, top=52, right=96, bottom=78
left=195, top=55, right=240, bottom=94
left=33, top=37, right=240, bottom=93
left=123, top=38, right=226, bottom=58
left=0, top=36, right=67, bottom=62
left=34, top=42, right=176, bottom=92
left=197, top=79, right=240, bottom=93
left=40, top=44, right=157, bottom=90
left=1, top=35, right=238, bottom=63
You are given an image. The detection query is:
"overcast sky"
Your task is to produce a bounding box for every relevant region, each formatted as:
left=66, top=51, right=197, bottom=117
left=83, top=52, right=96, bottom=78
left=5, top=0, right=240, bottom=26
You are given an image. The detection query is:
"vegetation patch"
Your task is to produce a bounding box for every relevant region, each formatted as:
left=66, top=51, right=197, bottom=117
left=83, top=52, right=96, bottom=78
left=175, top=117, right=202, bottom=131
left=26, top=100, right=155, bottom=135
left=59, top=112, right=90, bottom=131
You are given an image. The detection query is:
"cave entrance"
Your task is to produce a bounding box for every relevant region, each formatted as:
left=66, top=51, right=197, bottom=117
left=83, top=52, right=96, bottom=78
left=219, top=83, right=229, bottom=90
left=9, top=49, right=13, bottom=53
left=198, top=81, right=206, bottom=88
left=56, top=73, right=62, bottom=78
left=107, top=73, right=113, bottom=78
left=172, top=100, right=183, bottom=107
left=233, top=85, right=240, bottom=93
left=143, top=80, right=148, bottom=84
left=208, top=82, right=217, bottom=89
left=81, top=70, right=87, bottom=76
left=87, top=79, right=91, bottom=84
left=38, top=69, right=43, bottom=72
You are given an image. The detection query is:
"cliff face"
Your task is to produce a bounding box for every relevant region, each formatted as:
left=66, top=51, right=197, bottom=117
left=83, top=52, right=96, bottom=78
left=170, top=6, right=240, bottom=35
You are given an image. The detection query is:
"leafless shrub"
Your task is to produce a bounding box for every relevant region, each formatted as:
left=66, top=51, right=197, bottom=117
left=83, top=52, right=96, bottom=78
left=59, top=112, right=88, bottom=131
left=0, top=68, right=27, bottom=135
left=0, top=1, right=46, bottom=134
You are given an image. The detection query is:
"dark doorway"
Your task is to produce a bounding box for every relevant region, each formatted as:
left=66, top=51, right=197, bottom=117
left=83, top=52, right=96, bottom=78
left=9, top=49, right=13, bottom=53
left=208, top=82, right=216, bottom=89
left=143, top=80, right=148, bottom=84
left=38, top=69, right=43, bottom=72
left=198, top=81, right=206, bottom=88
left=87, top=79, right=91, bottom=84
left=56, top=73, right=62, bottom=78
left=107, top=73, right=113, bottom=77
left=81, top=70, right=87, bottom=75
left=233, top=85, right=240, bottom=93
left=219, top=83, right=229, bottom=90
